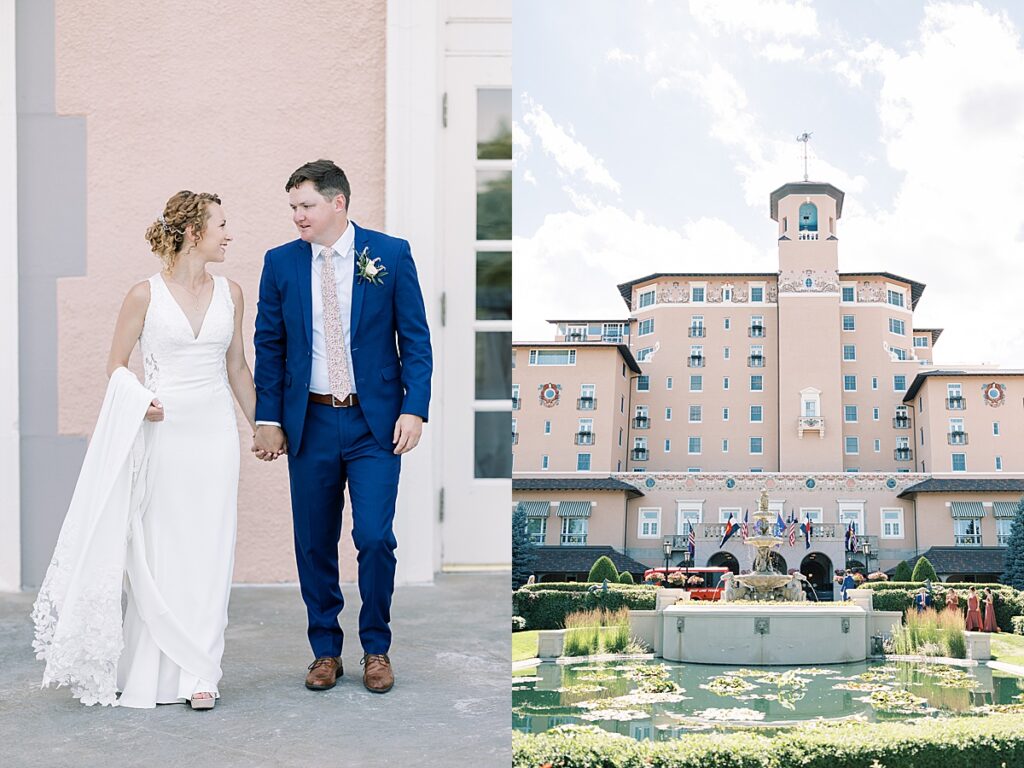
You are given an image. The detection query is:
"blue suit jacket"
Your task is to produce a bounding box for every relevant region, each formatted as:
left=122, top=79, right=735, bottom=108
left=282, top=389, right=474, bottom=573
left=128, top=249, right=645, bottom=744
left=253, top=223, right=432, bottom=454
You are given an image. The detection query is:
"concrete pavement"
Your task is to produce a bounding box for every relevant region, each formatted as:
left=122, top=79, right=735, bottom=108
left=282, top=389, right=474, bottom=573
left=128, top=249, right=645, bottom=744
left=0, top=573, right=511, bottom=768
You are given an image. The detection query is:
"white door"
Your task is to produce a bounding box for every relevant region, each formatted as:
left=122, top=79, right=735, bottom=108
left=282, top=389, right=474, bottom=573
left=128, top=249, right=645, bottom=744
left=439, top=43, right=512, bottom=567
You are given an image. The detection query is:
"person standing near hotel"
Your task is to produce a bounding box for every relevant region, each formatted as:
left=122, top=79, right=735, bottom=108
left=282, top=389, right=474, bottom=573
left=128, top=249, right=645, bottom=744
left=945, top=587, right=959, bottom=614
left=965, top=586, right=983, bottom=631
left=983, top=588, right=1000, bottom=632
left=253, top=160, right=432, bottom=694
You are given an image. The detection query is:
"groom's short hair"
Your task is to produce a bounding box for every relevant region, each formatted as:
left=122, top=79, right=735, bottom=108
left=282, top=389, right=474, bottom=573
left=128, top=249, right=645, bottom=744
left=286, top=159, right=351, bottom=207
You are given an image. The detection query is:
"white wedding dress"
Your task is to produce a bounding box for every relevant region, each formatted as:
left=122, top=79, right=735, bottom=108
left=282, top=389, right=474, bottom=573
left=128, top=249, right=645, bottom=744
left=115, top=274, right=239, bottom=707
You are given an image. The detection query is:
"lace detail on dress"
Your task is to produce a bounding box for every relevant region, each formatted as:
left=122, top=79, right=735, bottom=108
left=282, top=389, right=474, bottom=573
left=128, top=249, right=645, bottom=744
left=143, top=352, right=160, bottom=390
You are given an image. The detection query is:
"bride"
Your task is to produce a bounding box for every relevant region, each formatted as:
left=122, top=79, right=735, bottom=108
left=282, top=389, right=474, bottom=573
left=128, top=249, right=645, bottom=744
left=32, top=190, right=270, bottom=709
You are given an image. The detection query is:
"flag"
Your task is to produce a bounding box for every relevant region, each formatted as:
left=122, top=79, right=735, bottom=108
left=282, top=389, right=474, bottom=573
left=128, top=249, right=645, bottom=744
left=740, top=510, right=749, bottom=540
left=800, top=517, right=812, bottom=549
left=788, top=513, right=797, bottom=547
left=844, top=523, right=852, bottom=552
left=774, top=511, right=786, bottom=538
left=849, top=523, right=859, bottom=553
left=719, top=514, right=738, bottom=548
left=687, top=522, right=696, bottom=561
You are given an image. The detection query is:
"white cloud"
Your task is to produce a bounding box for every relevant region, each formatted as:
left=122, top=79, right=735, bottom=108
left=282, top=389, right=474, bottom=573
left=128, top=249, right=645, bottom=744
left=512, top=119, right=532, bottom=163
left=606, top=47, right=641, bottom=65
left=514, top=206, right=765, bottom=341
left=522, top=169, right=537, bottom=186
left=520, top=95, right=621, bottom=194
left=759, top=42, right=806, bottom=62
left=688, top=0, right=819, bottom=41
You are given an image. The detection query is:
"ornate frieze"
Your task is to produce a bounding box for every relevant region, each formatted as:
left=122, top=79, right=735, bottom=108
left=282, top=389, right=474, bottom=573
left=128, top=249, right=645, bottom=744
left=617, top=472, right=922, bottom=495
left=778, top=269, right=839, bottom=294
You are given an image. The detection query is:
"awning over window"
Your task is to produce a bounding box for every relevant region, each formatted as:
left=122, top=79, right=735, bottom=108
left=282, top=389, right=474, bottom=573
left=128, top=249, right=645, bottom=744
left=557, top=501, right=593, bottom=518
left=516, top=501, right=551, bottom=518
left=950, top=501, right=985, bottom=518
left=993, top=502, right=1019, bottom=519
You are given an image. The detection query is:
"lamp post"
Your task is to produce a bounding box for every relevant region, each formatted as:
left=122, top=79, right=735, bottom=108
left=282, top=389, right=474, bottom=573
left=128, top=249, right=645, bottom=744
left=662, top=537, right=673, bottom=580
left=862, top=540, right=871, bottom=575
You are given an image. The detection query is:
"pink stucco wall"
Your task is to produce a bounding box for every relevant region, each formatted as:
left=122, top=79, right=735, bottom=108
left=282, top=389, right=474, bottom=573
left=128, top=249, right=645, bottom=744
left=54, top=0, right=387, bottom=582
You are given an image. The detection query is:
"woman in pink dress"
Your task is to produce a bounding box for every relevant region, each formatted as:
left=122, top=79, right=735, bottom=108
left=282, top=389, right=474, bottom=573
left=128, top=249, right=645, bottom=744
left=965, top=586, right=983, bottom=631
left=982, top=588, right=1000, bottom=632
left=944, top=588, right=958, bottom=613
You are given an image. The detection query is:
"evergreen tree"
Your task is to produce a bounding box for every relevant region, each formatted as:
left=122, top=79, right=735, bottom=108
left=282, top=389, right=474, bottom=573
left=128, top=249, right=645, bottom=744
left=1002, top=497, right=1024, bottom=589
left=893, top=560, right=913, bottom=582
left=911, top=556, right=938, bottom=583
left=618, top=571, right=635, bottom=585
left=511, top=505, right=537, bottom=589
left=588, top=555, right=619, bottom=583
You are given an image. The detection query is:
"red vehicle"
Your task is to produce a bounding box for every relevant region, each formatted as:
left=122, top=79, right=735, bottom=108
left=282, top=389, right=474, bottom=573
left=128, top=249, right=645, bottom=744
left=642, top=566, right=731, bottom=601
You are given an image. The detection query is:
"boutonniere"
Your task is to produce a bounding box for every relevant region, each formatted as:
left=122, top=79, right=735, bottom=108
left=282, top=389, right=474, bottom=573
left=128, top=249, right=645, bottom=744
left=356, top=247, right=388, bottom=286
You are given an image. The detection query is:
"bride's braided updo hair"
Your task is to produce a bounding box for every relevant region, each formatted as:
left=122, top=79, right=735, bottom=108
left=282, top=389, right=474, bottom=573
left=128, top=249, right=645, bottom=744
left=145, top=190, right=221, bottom=270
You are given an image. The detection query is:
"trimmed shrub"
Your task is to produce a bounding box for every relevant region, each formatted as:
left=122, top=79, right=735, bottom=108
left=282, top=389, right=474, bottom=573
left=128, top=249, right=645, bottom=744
left=518, top=581, right=656, bottom=593
left=512, top=586, right=658, bottom=630
left=587, top=555, right=619, bottom=583
left=618, top=571, right=635, bottom=585
left=512, top=615, right=526, bottom=632
left=513, top=715, right=1024, bottom=768
left=911, top=556, right=938, bottom=582
left=893, top=560, right=914, bottom=582
left=863, top=581, right=1024, bottom=632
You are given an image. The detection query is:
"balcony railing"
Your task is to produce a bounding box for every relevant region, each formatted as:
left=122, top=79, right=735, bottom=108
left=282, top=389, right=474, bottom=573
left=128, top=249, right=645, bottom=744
left=688, top=326, right=706, bottom=338
left=749, top=325, right=765, bottom=337
left=798, top=416, right=825, bottom=437
left=955, top=533, right=982, bottom=547
left=512, top=397, right=521, bottom=411
left=798, top=231, right=819, bottom=240
left=632, top=417, right=650, bottom=429
left=946, top=397, right=966, bottom=410
left=893, top=417, right=911, bottom=429
left=512, top=432, right=519, bottom=445
left=948, top=431, right=968, bottom=445
left=894, top=448, right=912, bottom=461
left=688, top=355, right=705, bottom=368
left=560, top=533, right=587, bottom=546
left=566, top=333, right=587, bottom=342
left=748, top=355, right=765, bottom=367
left=577, top=396, right=596, bottom=410
left=574, top=431, right=595, bottom=446
left=631, top=448, right=649, bottom=461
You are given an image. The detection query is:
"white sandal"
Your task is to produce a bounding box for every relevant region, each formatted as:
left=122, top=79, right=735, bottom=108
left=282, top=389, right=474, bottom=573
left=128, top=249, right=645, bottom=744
left=189, top=692, right=216, bottom=710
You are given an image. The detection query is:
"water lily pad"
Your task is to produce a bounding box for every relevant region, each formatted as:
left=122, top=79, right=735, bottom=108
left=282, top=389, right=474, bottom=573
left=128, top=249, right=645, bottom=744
left=702, top=676, right=757, bottom=696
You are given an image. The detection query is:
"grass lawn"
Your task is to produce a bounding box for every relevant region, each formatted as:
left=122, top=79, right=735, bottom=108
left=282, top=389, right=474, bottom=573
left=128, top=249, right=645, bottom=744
left=989, top=632, right=1024, bottom=667
left=513, top=630, right=539, bottom=662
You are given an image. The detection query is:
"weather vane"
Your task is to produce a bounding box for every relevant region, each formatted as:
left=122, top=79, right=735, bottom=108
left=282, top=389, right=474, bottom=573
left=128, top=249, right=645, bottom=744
left=797, top=132, right=812, bottom=182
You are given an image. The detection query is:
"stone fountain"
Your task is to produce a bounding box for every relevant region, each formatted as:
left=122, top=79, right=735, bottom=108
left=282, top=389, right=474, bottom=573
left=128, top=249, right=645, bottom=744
left=725, top=489, right=806, bottom=602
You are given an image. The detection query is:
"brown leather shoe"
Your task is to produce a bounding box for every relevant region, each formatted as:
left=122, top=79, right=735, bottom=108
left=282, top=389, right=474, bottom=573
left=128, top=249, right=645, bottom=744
left=305, top=656, right=342, bottom=691
left=361, top=653, right=394, bottom=693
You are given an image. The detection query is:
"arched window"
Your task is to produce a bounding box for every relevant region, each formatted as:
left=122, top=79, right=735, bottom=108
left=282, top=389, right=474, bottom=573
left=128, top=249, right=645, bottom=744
left=798, top=202, right=818, bottom=231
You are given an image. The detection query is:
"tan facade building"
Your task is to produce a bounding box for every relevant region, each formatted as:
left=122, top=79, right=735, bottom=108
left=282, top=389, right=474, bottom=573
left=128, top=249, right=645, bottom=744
left=513, top=180, right=1024, bottom=592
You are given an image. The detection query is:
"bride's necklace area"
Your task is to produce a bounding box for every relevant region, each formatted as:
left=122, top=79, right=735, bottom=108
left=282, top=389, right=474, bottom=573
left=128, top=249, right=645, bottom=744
left=165, top=272, right=212, bottom=312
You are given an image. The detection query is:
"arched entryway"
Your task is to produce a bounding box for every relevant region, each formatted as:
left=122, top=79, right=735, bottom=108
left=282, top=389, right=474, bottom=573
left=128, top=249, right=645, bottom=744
left=800, top=552, right=834, bottom=598
left=707, top=551, right=740, bottom=575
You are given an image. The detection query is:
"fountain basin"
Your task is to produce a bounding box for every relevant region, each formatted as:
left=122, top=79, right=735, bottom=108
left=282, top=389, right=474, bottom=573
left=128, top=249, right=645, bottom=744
left=732, top=573, right=793, bottom=591
left=661, top=604, right=871, bottom=665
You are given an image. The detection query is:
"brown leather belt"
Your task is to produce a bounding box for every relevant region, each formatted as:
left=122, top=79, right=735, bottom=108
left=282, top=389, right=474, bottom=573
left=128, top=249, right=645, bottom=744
left=309, top=392, right=360, bottom=408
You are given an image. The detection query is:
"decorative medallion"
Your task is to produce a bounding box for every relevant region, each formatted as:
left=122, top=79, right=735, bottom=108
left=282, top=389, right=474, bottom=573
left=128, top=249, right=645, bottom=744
left=765, top=478, right=776, bottom=490
left=645, top=477, right=656, bottom=488
left=538, top=382, right=561, bottom=407
left=726, top=477, right=736, bottom=489
left=983, top=382, right=1006, bottom=408
left=886, top=477, right=897, bottom=489
left=805, top=478, right=816, bottom=489
left=846, top=478, right=856, bottom=489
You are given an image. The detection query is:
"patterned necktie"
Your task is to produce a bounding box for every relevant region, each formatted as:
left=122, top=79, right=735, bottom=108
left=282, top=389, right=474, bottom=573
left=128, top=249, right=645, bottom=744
left=319, top=247, right=352, bottom=401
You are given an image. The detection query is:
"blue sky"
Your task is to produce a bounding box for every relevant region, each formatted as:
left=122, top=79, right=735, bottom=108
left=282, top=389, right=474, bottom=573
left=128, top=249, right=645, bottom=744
left=514, top=0, right=1024, bottom=367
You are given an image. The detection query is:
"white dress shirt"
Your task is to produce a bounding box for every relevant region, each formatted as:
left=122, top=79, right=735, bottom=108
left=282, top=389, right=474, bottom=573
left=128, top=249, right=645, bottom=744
left=310, top=225, right=358, bottom=395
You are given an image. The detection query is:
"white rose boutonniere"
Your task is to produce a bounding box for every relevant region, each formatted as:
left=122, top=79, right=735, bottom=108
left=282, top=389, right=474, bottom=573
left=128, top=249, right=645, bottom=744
left=356, top=247, right=388, bottom=286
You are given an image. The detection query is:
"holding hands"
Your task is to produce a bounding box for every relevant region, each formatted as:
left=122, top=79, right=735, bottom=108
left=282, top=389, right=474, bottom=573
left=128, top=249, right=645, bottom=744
left=253, top=424, right=287, bottom=461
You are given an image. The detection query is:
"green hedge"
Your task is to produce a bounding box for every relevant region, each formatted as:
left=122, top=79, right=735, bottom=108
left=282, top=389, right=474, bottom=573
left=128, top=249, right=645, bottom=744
left=518, top=582, right=657, bottom=594
left=513, top=716, right=1024, bottom=768
left=1012, top=615, right=1024, bottom=635
left=863, top=582, right=1024, bottom=632
left=513, top=586, right=657, bottom=630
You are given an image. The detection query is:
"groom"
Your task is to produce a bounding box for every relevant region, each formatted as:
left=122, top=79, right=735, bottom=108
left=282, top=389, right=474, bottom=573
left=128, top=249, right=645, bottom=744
left=253, top=159, right=432, bottom=693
